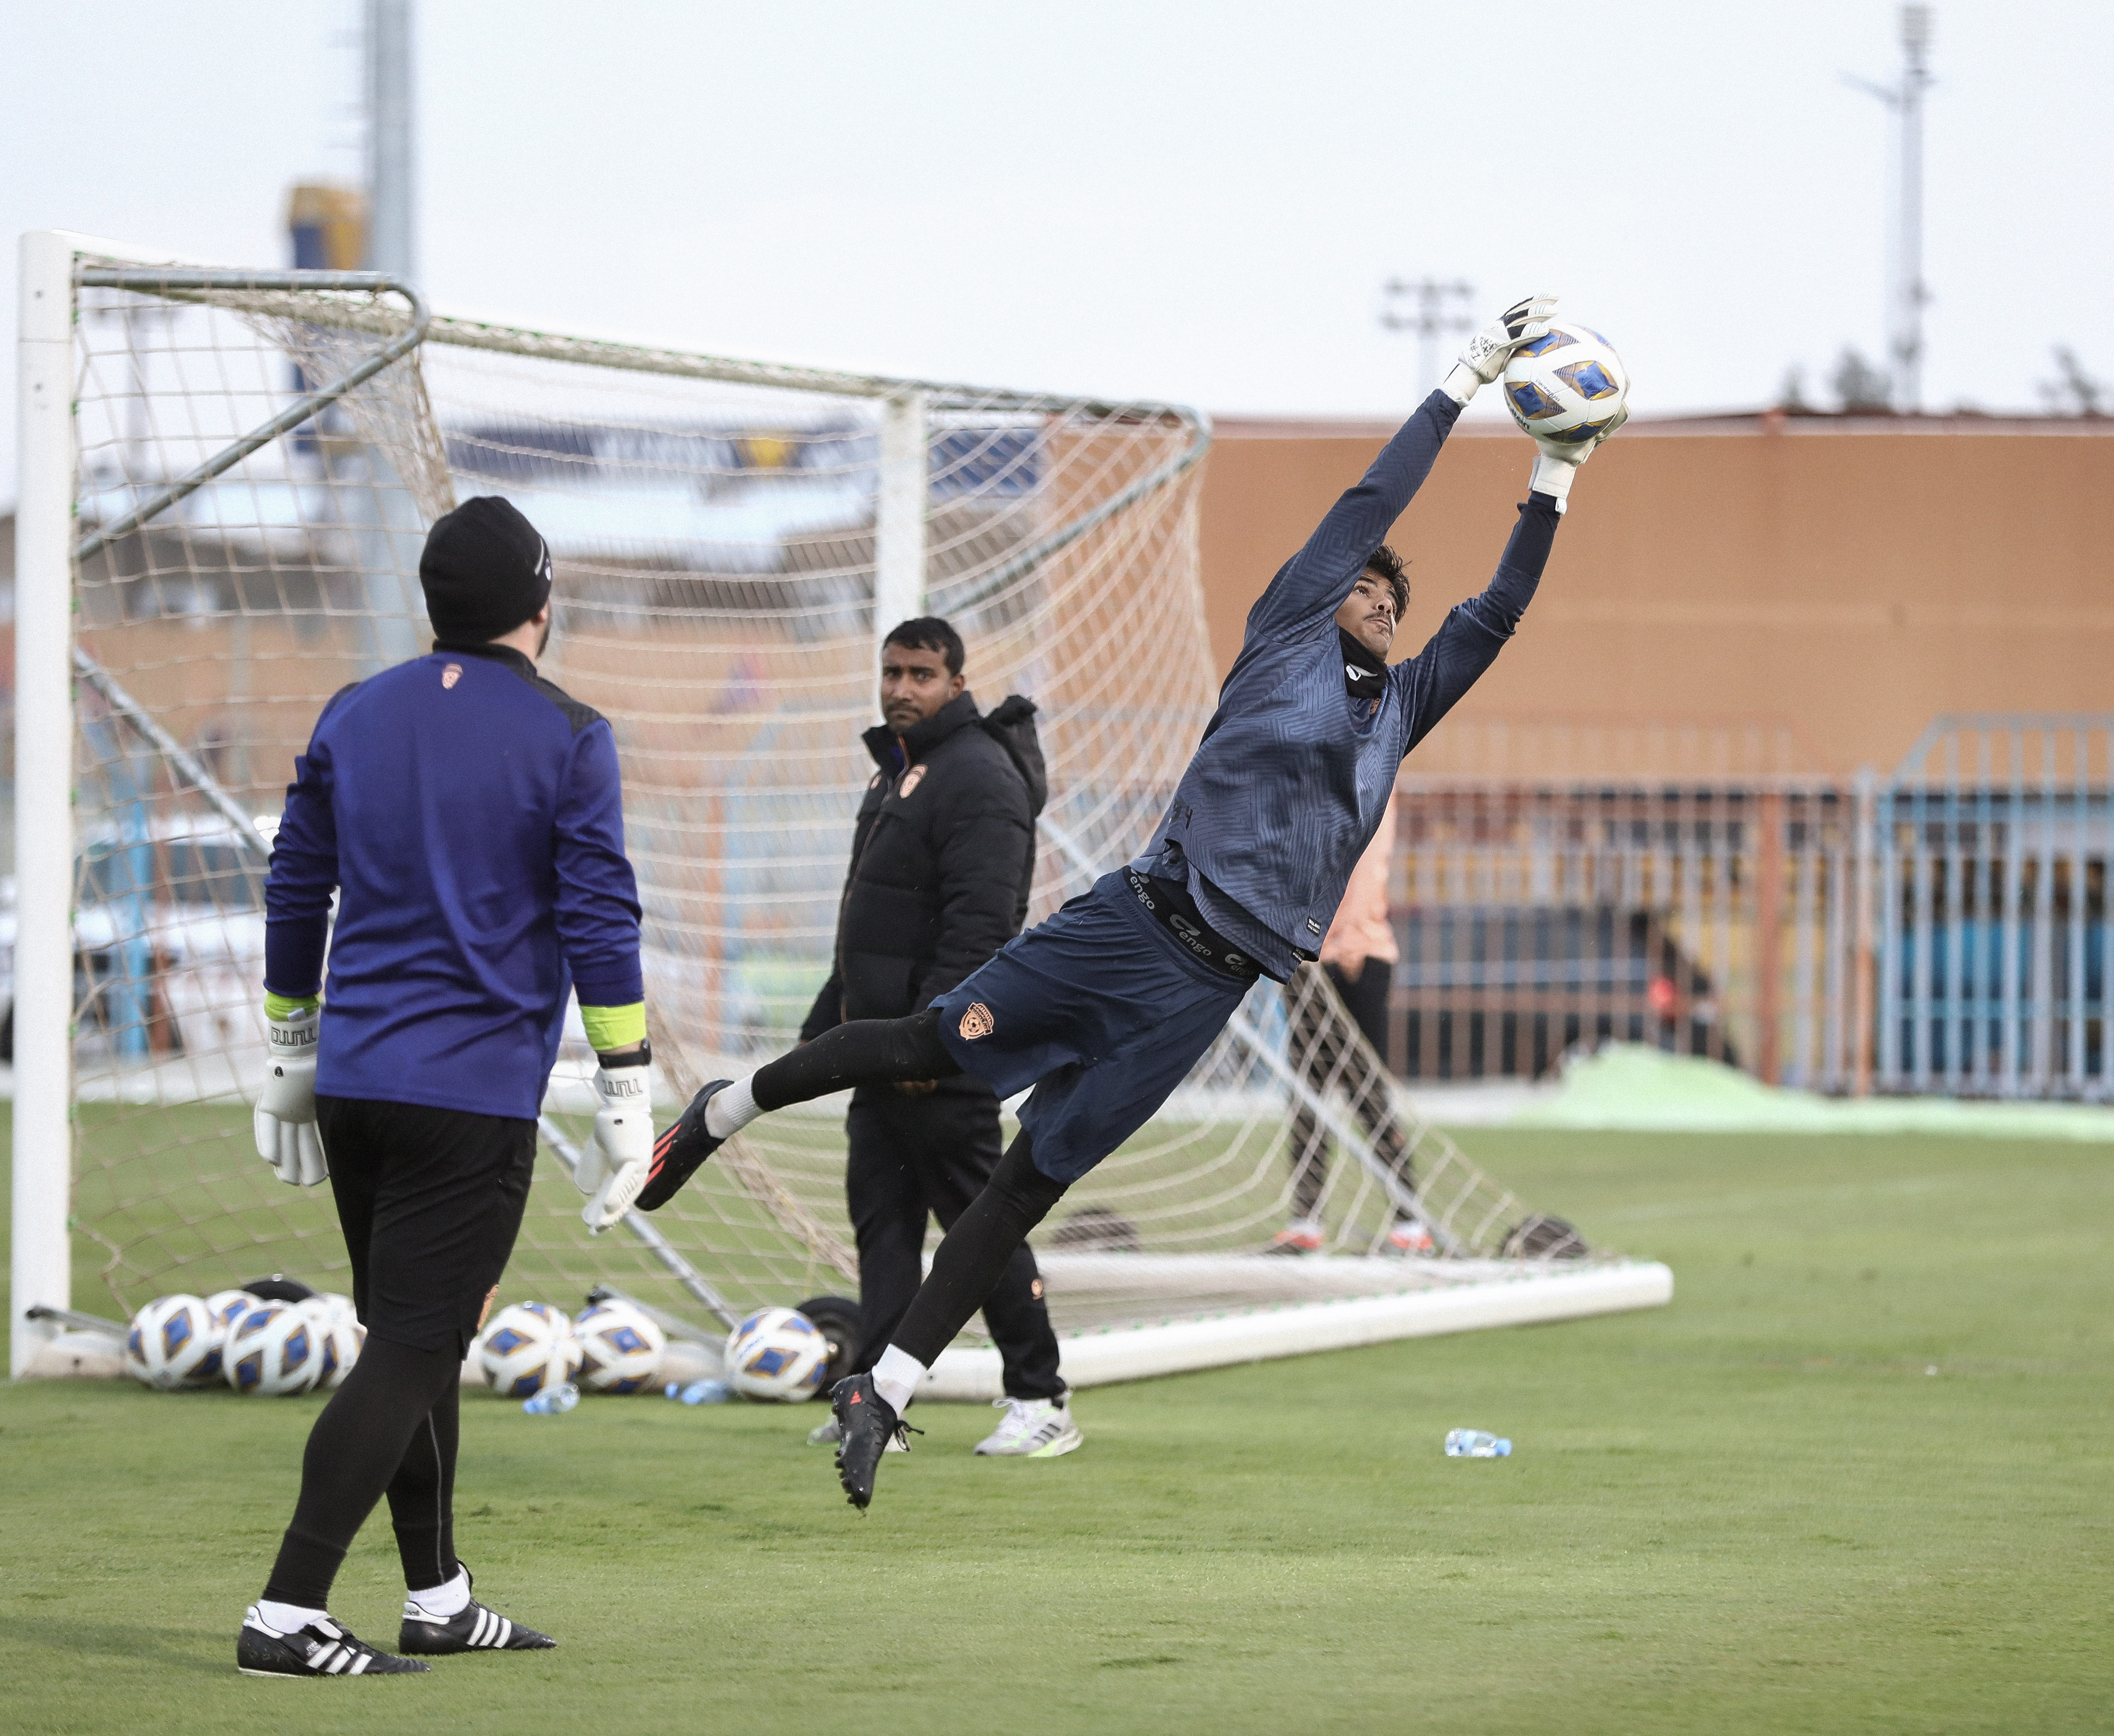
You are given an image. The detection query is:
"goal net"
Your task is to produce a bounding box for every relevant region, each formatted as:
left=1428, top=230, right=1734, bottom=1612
left=12, top=232, right=1670, bottom=1389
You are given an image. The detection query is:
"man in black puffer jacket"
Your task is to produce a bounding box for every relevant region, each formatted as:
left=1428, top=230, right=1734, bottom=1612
left=800, top=617, right=1079, bottom=1460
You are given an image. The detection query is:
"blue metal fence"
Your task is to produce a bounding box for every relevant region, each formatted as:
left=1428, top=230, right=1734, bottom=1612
left=1386, top=716, right=2112, bottom=1100
left=1878, top=716, right=2111, bottom=1099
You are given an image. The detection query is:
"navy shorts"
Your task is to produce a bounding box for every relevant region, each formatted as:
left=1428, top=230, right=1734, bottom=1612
left=931, top=872, right=1252, bottom=1183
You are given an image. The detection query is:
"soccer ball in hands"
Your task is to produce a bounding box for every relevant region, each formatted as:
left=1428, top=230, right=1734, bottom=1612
left=574, top=1299, right=667, bottom=1395
left=125, top=1294, right=223, bottom=1390
left=223, top=1301, right=322, bottom=1396
left=478, top=1301, right=582, bottom=1399
left=725, top=1307, right=830, bottom=1403
left=1502, top=322, right=1629, bottom=447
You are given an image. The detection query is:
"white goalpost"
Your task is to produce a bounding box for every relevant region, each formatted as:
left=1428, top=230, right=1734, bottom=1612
left=10, top=230, right=1670, bottom=1390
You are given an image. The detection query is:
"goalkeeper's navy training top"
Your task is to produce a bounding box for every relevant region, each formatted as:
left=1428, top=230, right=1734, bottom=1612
left=1135, top=388, right=1560, bottom=979
left=263, top=641, right=643, bottom=1122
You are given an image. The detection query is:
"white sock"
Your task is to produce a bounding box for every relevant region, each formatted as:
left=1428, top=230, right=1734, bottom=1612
left=255, top=1597, right=328, bottom=1634
left=871, top=1344, right=926, bottom=1416
left=407, top=1567, right=471, bottom=1618
left=703, top=1074, right=760, bottom=1140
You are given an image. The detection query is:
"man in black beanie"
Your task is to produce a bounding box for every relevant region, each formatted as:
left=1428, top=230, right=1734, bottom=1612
left=418, top=495, right=556, bottom=649
left=240, top=495, right=653, bottom=1676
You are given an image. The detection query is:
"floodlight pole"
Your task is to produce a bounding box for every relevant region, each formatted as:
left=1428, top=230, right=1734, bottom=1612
left=1894, top=6, right=1933, bottom=412
left=1381, top=278, right=1475, bottom=397
left=364, top=0, right=416, bottom=283
left=1847, top=6, right=1934, bottom=412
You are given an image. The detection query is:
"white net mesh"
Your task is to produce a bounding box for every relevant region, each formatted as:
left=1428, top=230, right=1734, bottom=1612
left=57, top=259, right=1599, bottom=1361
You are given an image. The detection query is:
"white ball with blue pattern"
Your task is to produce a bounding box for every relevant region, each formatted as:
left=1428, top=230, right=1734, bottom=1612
left=1501, top=321, right=1629, bottom=447
left=203, top=1288, right=258, bottom=1334
left=573, top=1298, right=666, bottom=1394
left=125, top=1293, right=223, bottom=1390
left=222, top=1300, right=322, bottom=1396
left=477, top=1301, right=582, bottom=1399
left=725, top=1307, right=830, bottom=1403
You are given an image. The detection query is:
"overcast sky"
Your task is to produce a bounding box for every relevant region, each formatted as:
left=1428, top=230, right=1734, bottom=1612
left=6, top=0, right=2112, bottom=501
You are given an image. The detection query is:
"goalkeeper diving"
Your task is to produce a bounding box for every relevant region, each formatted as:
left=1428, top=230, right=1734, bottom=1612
left=640, top=294, right=1624, bottom=1510
left=239, top=497, right=654, bottom=1677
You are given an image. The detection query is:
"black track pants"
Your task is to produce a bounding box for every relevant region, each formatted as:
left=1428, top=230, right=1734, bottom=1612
left=263, top=1097, right=536, bottom=1607
left=891, top=1129, right=1069, bottom=1371
left=847, top=1090, right=1062, bottom=1402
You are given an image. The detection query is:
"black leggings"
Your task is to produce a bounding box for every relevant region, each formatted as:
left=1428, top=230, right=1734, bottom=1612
left=263, top=1335, right=464, bottom=1609
left=891, top=1129, right=1069, bottom=1370
left=755, top=1012, right=1066, bottom=1377
left=754, top=1007, right=959, bottom=1109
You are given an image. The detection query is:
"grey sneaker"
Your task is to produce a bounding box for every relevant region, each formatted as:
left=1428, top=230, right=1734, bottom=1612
left=973, top=1396, right=1084, bottom=1458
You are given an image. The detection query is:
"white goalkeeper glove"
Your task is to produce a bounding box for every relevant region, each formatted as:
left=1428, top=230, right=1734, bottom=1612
left=1527, top=403, right=1629, bottom=512
left=1441, top=293, right=1560, bottom=405
left=577, top=1053, right=654, bottom=1233
left=254, top=1005, right=327, bottom=1187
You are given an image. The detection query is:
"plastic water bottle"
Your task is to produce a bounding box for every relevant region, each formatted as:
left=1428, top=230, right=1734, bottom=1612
left=1444, top=1428, right=1511, bottom=1458
left=665, top=1378, right=734, bottom=1405
left=522, top=1381, right=579, bottom=1415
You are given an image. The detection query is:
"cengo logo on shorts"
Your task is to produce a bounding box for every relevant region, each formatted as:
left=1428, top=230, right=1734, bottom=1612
left=959, top=1002, right=995, bottom=1040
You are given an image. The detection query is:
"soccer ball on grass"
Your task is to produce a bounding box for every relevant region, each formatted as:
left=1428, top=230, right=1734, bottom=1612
left=203, top=1288, right=258, bottom=1334
left=315, top=1319, right=365, bottom=1389
left=125, top=1294, right=223, bottom=1390
left=574, top=1299, right=667, bottom=1394
left=223, top=1301, right=322, bottom=1396
left=725, top=1307, right=830, bottom=1402
left=1501, top=322, right=1628, bottom=448
left=478, top=1301, right=582, bottom=1398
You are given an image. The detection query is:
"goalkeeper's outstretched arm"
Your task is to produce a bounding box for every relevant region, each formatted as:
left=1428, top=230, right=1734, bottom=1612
left=1242, top=295, right=1558, bottom=647
left=1396, top=494, right=1562, bottom=757
left=1393, top=378, right=1627, bottom=754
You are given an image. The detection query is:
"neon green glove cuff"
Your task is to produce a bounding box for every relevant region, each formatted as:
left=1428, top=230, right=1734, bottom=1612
left=581, top=1002, right=647, bottom=1052
left=264, top=992, right=321, bottom=1021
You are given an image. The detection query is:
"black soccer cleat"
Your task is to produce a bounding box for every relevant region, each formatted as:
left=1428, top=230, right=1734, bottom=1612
left=636, top=1079, right=733, bottom=1212
left=236, top=1606, right=428, bottom=1677
left=399, top=1567, right=555, bottom=1656
left=830, top=1373, right=920, bottom=1511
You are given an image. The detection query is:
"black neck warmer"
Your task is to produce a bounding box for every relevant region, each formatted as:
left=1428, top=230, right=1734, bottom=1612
left=1338, top=628, right=1387, bottom=702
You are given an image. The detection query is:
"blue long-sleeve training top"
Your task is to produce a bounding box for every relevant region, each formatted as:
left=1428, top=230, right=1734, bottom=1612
left=264, top=641, right=644, bottom=1121
left=1136, top=388, right=1560, bottom=979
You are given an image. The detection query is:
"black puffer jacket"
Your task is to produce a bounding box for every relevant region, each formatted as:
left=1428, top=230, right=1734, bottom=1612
left=800, top=691, right=1046, bottom=1091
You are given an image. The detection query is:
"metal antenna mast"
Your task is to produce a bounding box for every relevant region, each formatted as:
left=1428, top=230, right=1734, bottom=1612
left=1381, top=277, right=1475, bottom=397
left=1847, top=6, right=1934, bottom=411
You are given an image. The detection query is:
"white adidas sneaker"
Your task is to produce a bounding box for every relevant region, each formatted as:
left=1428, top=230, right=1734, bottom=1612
left=973, top=1396, right=1084, bottom=1458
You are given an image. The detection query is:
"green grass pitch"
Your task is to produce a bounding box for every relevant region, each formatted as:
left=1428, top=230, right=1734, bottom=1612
left=3, top=1128, right=2109, bottom=1734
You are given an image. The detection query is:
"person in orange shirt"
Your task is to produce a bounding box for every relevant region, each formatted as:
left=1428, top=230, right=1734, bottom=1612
left=1271, top=801, right=1431, bottom=1255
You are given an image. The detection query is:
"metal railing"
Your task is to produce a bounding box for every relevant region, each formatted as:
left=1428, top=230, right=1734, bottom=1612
left=1383, top=716, right=2112, bottom=1102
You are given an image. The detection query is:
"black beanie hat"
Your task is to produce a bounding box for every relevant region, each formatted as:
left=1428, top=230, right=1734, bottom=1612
left=419, top=496, right=553, bottom=642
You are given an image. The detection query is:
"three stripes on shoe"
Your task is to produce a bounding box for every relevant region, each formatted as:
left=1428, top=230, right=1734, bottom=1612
left=406, top=1604, right=515, bottom=1648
